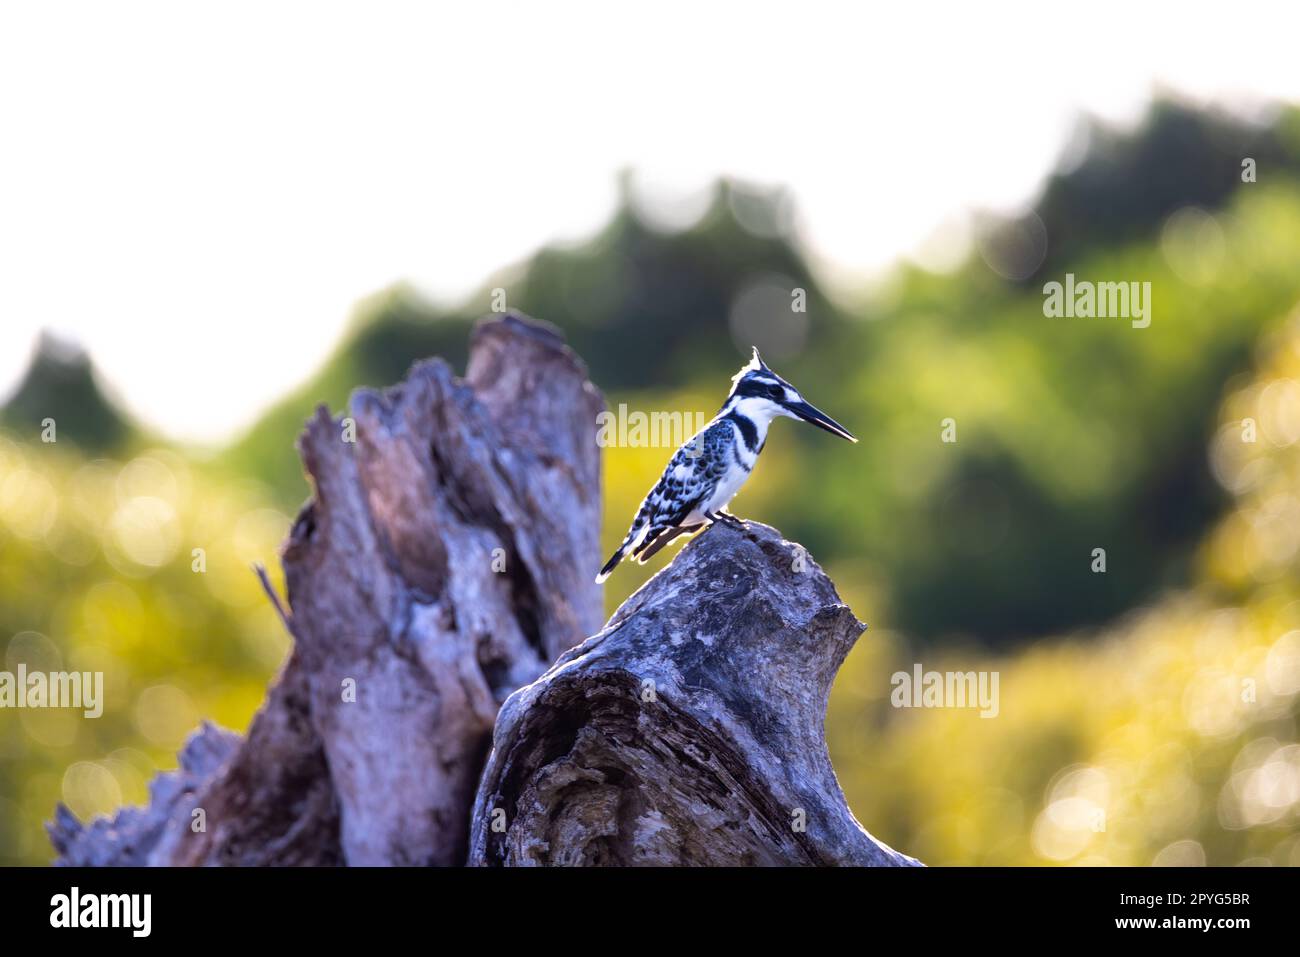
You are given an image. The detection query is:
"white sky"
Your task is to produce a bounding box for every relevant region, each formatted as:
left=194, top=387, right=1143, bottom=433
left=2, top=1, right=1298, bottom=443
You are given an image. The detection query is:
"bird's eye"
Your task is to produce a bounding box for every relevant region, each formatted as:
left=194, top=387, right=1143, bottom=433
left=767, top=385, right=785, bottom=400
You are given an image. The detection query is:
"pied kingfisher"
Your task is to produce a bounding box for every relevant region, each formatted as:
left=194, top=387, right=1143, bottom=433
left=596, top=348, right=857, bottom=583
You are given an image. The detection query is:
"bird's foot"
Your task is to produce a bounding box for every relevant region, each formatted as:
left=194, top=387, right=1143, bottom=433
left=710, top=510, right=746, bottom=529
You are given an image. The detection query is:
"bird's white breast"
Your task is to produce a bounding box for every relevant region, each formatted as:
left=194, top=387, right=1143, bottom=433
left=700, top=419, right=761, bottom=513
left=703, top=462, right=752, bottom=513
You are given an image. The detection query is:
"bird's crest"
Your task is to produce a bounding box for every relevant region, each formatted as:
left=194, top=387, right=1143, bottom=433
left=731, top=347, right=773, bottom=387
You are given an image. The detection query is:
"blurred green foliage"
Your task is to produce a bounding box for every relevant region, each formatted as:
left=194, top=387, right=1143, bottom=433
left=2, top=99, right=1300, bottom=864
left=0, top=441, right=288, bottom=863
left=832, top=313, right=1300, bottom=864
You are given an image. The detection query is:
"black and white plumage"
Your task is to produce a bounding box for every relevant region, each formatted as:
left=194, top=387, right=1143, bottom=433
left=596, top=348, right=857, bottom=583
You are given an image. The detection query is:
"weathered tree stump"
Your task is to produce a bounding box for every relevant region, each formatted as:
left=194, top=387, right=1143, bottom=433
left=467, top=519, right=918, bottom=866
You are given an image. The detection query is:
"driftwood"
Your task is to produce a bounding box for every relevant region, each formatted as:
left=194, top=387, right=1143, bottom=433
left=49, top=311, right=915, bottom=867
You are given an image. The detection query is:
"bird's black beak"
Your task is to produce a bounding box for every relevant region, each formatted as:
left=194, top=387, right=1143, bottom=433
left=787, top=400, right=857, bottom=442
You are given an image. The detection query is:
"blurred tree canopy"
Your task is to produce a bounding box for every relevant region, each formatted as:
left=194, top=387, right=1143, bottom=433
left=0, top=335, right=133, bottom=454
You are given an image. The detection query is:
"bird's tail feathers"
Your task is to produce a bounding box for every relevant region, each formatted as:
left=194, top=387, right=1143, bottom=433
left=595, top=523, right=652, bottom=584
left=595, top=546, right=625, bottom=584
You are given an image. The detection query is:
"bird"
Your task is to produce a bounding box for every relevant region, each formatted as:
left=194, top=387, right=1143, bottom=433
left=596, top=348, right=857, bottom=583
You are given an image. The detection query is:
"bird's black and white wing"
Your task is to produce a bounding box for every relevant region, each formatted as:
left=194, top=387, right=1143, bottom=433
left=594, top=419, right=732, bottom=582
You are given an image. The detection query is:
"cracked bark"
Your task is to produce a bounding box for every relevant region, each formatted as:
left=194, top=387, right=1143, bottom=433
left=49, top=312, right=604, bottom=866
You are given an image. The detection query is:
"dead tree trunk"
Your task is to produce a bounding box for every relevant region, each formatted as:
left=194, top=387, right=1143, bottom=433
left=50, top=312, right=605, bottom=866
left=49, top=312, right=916, bottom=867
